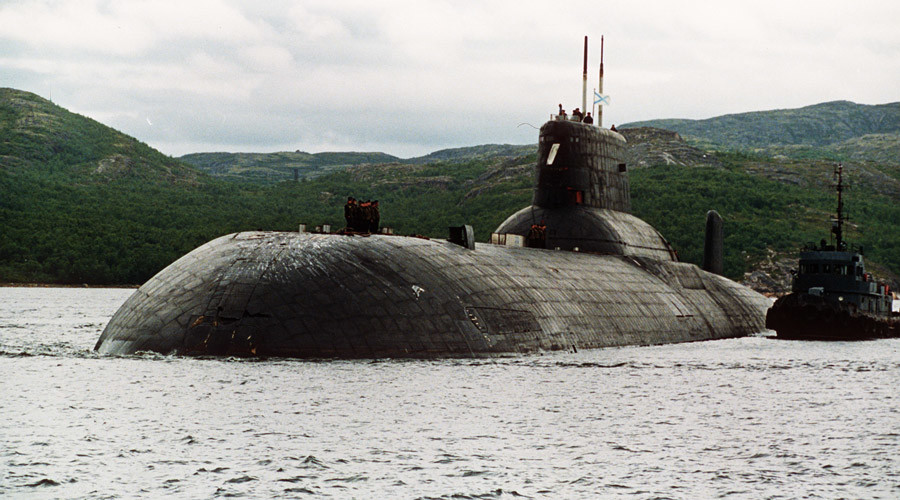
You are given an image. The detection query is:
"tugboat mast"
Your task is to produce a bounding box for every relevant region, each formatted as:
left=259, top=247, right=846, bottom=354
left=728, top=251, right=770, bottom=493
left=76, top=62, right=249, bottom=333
left=833, top=163, right=846, bottom=250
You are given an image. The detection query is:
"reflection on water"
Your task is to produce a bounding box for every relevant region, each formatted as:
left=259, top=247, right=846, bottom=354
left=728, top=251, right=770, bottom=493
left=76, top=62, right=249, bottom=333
left=1, top=287, right=899, bottom=499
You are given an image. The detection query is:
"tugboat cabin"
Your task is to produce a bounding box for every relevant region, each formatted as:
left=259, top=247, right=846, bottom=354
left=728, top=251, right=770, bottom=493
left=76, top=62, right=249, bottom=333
left=794, top=247, right=892, bottom=316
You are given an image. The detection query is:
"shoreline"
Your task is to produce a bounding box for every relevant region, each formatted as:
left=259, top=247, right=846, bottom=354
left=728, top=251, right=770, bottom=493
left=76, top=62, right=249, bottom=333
left=0, top=282, right=139, bottom=289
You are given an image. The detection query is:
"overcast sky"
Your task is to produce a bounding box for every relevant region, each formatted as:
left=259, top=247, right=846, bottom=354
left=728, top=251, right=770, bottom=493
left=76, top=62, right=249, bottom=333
left=2, top=0, right=898, bottom=158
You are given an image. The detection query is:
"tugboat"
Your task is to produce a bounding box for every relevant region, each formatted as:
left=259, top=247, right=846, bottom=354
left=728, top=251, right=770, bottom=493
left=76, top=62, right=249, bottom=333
left=766, top=164, right=898, bottom=339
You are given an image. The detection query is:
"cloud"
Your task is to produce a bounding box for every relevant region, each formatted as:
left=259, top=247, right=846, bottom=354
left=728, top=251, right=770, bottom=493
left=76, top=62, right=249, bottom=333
left=0, top=0, right=898, bottom=157
left=0, top=0, right=263, bottom=55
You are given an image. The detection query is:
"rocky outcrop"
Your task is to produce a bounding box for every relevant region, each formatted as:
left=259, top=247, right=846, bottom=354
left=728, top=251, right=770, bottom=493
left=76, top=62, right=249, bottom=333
left=738, top=248, right=796, bottom=296
left=618, top=127, right=722, bottom=169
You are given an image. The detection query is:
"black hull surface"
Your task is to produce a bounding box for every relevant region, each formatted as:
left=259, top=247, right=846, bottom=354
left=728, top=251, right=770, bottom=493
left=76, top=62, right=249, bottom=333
left=766, top=293, right=900, bottom=340
left=96, top=231, right=769, bottom=358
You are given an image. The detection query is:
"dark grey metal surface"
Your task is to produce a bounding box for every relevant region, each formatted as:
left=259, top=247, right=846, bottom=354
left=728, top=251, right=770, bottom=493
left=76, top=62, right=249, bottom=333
left=533, top=120, right=630, bottom=212
left=448, top=225, right=475, bottom=250
left=766, top=291, right=898, bottom=340
left=703, top=210, right=724, bottom=275
left=495, top=205, right=676, bottom=259
left=496, top=120, right=674, bottom=258
left=96, top=232, right=769, bottom=357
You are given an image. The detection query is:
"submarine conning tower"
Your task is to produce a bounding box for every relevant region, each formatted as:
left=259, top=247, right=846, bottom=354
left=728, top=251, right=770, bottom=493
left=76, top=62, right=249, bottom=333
left=534, top=119, right=630, bottom=211
left=495, top=118, right=677, bottom=261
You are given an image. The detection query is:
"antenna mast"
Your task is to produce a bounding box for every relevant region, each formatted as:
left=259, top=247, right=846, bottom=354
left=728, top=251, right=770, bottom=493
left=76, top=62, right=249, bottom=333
left=833, top=163, right=846, bottom=250
left=597, top=36, right=604, bottom=127
left=582, top=36, right=588, bottom=118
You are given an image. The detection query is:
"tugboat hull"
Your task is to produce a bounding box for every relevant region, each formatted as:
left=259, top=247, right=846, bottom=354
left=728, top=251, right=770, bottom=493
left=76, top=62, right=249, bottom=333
left=767, top=293, right=899, bottom=340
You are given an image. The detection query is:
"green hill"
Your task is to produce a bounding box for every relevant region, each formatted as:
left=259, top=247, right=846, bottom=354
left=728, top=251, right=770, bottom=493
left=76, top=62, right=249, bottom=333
left=0, top=88, right=200, bottom=183
left=622, top=101, right=900, bottom=159
left=0, top=89, right=263, bottom=283
left=1, top=89, right=898, bottom=289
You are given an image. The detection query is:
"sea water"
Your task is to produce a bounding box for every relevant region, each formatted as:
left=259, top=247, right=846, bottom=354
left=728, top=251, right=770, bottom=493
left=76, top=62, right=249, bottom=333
left=1, top=287, right=898, bottom=499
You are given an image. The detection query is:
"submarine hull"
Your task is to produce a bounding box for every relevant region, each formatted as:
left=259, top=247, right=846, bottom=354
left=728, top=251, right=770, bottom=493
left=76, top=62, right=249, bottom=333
left=96, top=231, right=769, bottom=358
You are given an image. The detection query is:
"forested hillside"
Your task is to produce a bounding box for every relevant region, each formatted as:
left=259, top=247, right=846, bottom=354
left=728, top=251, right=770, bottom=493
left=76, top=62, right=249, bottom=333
left=1, top=88, right=898, bottom=287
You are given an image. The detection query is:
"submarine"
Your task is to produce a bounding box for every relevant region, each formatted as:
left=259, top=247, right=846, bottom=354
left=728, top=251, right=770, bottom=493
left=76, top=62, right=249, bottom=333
left=95, top=37, right=769, bottom=358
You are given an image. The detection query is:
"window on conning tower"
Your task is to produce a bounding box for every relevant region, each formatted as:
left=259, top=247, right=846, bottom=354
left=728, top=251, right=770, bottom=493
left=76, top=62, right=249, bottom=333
left=547, top=143, right=560, bottom=165
left=566, top=188, right=583, bottom=205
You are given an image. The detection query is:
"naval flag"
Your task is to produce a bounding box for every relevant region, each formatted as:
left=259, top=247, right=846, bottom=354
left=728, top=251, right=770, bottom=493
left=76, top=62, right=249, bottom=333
left=594, top=91, right=610, bottom=106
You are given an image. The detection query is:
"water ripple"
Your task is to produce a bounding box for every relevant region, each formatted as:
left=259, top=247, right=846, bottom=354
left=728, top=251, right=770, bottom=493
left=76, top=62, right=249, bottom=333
left=2, top=288, right=899, bottom=499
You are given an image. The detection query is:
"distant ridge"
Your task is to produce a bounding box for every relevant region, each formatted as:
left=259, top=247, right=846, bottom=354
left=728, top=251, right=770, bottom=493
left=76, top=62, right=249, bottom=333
left=179, top=151, right=400, bottom=183
left=404, top=144, right=534, bottom=164
left=180, top=144, right=536, bottom=184
left=622, top=101, right=900, bottom=151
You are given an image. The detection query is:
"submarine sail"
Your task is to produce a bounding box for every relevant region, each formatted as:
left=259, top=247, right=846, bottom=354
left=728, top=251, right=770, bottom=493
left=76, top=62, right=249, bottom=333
left=95, top=38, right=769, bottom=358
